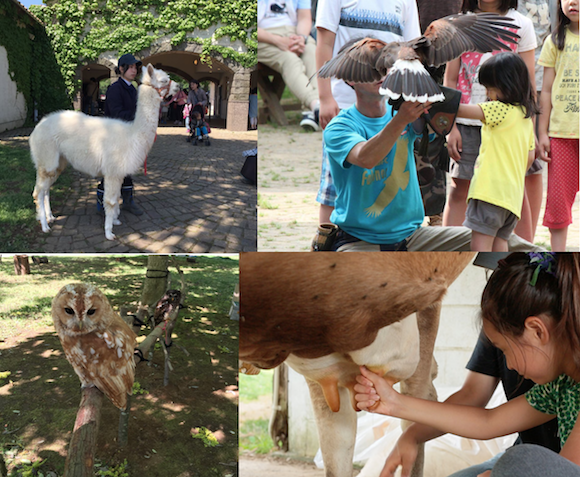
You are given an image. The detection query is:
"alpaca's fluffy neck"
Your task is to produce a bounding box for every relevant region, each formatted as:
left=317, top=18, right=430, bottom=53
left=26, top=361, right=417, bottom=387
left=120, top=85, right=162, bottom=174
left=134, top=84, right=162, bottom=134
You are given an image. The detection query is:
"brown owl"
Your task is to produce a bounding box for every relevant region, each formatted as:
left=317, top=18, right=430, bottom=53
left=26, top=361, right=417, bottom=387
left=52, top=283, right=136, bottom=410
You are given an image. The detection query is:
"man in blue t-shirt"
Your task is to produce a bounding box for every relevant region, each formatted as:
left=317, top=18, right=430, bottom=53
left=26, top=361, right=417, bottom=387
left=324, top=79, right=540, bottom=252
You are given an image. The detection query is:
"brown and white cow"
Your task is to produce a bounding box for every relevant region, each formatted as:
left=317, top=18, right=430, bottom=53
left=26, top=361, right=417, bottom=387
left=240, top=252, right=475, bottom=477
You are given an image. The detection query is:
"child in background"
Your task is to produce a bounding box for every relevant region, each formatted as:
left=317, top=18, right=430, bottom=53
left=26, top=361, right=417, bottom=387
left=190, top=110, right=210, bottom=146
left=456, top=52, right=538, bottom=251
left=442, top=0, right=537, bottom=243
left=355, top=252, right=580, bottom=477
left=538, top=0, right=579, bottom=251
left=183, top=103, right=192, bottom=135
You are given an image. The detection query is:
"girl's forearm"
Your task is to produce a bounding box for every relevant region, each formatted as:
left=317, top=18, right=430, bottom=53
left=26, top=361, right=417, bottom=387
left=393, top=394, right=537, bottom=441
left=538, top=90, right=552, bottom=137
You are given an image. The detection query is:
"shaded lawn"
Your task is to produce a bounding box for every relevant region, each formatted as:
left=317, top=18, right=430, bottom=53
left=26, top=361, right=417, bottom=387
left=0, top=143, right=73, bottom=253
left=0, top=255, right=239, bottom=477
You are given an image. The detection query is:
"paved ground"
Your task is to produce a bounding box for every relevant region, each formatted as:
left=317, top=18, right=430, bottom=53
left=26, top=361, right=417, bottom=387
left=3, top=124, right=257, bottom=253
left=258, top=124, right=580, bottom=251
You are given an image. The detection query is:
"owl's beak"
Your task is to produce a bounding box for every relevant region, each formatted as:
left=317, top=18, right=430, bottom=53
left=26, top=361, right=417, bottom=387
left=78, top=320, right=84, bottom=330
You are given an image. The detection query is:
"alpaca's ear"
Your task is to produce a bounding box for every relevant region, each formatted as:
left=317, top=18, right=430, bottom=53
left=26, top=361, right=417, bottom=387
left=141, top=64, right=150, bottom=83
left=147, top=63, right=155, bottom=78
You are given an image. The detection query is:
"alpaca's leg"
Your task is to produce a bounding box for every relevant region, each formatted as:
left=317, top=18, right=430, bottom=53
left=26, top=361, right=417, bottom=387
left=45, top=156, right=68, bottom=223
left=33, top=171, right=52, bottom=233
left=103, top=176, right=123, bottom=240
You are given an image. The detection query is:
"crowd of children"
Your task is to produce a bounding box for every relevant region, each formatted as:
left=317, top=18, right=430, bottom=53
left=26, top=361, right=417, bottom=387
left=442, top=0, right=579, bottom=251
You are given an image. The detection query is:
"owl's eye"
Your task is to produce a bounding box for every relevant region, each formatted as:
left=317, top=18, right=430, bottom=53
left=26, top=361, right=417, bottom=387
left=87, top=308, right=96, bottom=316
left=64, top=307, right=74, bottom=315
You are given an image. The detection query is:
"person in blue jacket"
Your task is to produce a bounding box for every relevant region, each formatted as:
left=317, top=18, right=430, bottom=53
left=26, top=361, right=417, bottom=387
left=96, top=53, right=143, bottom=216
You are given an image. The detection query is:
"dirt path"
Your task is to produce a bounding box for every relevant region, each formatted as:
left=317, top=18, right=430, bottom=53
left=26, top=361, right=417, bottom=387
left=258, top=124, right=579, bottom=251
left=240, top=454, right=334, bottom=477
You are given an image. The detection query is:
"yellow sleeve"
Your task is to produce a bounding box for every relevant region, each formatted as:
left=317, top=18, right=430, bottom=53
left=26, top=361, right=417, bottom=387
left=480, top=101, right=510, bottom=128
left=538, top=35, right=557, bottom=68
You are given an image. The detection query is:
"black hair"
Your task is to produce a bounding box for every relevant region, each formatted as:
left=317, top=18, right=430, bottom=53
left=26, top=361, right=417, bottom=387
left=478, top=52, right=539, bottom=118
left=481, top=253, right=580, bottom=372
left=190, top=79, right=200, bottom=86
left=552, top=1, right=571, bottom=50
left=461, top=0, right=517, bottom=13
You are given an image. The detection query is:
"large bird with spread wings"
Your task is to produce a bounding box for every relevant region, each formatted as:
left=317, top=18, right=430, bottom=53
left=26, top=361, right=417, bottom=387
left=316, top=12, right=520, bottom=103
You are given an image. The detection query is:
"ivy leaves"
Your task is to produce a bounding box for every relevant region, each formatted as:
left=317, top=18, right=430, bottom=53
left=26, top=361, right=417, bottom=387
left=30, top=0, right=257, bottom=98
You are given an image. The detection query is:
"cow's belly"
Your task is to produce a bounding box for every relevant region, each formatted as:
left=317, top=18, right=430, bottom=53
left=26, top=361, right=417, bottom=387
left=286, top=313, right=420, bottom=412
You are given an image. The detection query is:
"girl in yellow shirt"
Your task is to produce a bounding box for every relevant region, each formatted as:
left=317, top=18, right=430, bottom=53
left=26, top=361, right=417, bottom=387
left=454, top=52, right=539, bottom=251
left=538, top=0, right=580, bottom=251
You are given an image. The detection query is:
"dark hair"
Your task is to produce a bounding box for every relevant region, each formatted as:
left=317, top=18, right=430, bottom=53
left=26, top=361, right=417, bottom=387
left=190, top=79, right=200, bottom=86
left=551, top=1, right=571, bottom=50
left=478, top=52, right=539, bottom=118
left=481, top=253, right=580, bottom=371
left=461, top=0, right=517, bottom=13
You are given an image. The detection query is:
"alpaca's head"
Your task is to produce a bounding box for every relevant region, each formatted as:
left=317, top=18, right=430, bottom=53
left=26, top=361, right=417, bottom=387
left=141, top=64, right=179, bottom=99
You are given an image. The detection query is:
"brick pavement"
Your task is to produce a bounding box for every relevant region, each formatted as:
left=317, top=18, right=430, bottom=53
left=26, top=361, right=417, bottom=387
left=19, top=125, right=256, bottom=253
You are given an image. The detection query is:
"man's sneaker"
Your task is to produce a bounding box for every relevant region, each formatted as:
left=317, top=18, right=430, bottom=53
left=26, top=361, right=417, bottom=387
left=300, top=110, right=320, bottom=132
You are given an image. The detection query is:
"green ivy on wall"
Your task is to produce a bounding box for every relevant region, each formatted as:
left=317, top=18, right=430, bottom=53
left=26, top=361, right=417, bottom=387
left=0, top=0, right=70, bottom=124
left=30, top=0, right=257, bottom=99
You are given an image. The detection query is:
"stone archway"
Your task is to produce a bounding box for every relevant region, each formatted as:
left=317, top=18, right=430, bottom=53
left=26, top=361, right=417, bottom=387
left=85, top=42, right=252, bottom=131
left=79, top=61, right=112, bottom=114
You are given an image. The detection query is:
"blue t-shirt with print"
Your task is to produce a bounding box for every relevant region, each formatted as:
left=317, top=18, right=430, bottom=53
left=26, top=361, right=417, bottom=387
left=324, top=103, right=424, bottom=244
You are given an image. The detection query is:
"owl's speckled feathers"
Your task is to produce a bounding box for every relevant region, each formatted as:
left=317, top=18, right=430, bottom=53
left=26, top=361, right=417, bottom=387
left=52, top=283, right=136, bottom=410
left=152, top=289, right=182, bottom=345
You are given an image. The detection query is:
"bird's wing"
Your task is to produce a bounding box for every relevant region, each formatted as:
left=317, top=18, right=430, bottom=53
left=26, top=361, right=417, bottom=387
left=416, top=12, right=521, bottom=67
left=316, top=37, right=390, bottom=83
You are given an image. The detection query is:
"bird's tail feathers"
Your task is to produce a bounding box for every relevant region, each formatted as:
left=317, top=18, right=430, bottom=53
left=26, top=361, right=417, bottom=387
left=380, top=59, right=444, bottom=103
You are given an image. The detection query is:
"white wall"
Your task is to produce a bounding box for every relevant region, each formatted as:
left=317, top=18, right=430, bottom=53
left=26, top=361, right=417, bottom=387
left=287, top=257, right=491, bottom=457
left=0, top=46, right=27, bottom=133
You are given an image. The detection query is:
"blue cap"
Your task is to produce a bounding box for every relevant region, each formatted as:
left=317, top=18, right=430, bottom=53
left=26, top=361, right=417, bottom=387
left=118, top=53, right=142, bottom=69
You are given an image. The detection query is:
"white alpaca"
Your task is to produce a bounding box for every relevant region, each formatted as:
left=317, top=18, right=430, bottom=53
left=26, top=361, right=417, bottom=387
left=30, top=64, right=178, bottom=240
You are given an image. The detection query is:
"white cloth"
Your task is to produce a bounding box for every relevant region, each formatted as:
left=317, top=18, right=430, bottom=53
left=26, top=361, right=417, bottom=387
left=258, top=0, right=311, bottom=29
left=315, top=0, right=421, bottom=109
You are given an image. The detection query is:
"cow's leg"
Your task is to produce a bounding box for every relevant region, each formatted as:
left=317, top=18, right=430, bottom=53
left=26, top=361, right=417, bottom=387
left=399, top=302, right=441, bottom=477
left=306, top=378, right=357, bottom=477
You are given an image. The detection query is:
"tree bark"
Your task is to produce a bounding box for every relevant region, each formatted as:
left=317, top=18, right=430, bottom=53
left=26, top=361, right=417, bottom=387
left=140, top=256, right=169, bottom=315
left=64, top=386, right=103, bottom=477
left=13, top=256, right=30, bottom=275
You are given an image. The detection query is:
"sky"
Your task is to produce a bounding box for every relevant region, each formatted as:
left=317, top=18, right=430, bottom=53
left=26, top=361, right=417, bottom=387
left=18, top=0, right=44, bottom=9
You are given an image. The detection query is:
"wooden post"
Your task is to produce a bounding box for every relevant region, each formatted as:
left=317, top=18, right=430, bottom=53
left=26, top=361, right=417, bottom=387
left=64, top=386, right=104, bottom=477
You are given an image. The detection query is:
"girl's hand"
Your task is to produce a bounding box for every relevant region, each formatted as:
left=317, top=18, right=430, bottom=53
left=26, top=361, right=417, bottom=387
left=446, top=125, right=462, bottom=161
left=538, top=134, right=551, bottom=162
left=354, top=366, right=400, bottom=414
left=319, top=96, right=340, bottom=130
left=477, top=471, right=491, bottom=477
left=380, top=431, right=420, bottom=477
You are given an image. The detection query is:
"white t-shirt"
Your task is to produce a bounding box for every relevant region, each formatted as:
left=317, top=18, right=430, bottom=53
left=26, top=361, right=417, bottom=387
left=258, top=0, right=311, bottom=30
left=455, top=9, right=537, bottom=127
left=315, top=0, right=421, bottom=109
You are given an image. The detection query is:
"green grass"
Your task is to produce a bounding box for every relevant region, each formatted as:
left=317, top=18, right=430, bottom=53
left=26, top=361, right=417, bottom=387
left=240, top=369, right=273, bottom=401
left=0, top=143, right=73, bottom=252
left=0, top=255, right=239, bottom=477
left=257, top=193, right=278, bottom=210
left=239, top=370, right=275, bottom=453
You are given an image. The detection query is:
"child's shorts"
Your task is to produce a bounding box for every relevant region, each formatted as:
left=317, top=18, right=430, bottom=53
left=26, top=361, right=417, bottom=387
left=449, top=124, right=481, bottom=180
left=463, top=199, right=518, bottom=241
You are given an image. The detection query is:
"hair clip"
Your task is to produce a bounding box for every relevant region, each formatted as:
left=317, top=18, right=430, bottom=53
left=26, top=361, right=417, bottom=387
left=528, top=252, right=557, bottom=286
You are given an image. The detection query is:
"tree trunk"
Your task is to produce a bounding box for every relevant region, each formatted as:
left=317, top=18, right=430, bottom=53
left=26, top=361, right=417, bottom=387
left=13, top=256, right=30, bottom=275
left=64, top=386, right=103, bottom=477
left=140, top=256, right=169, bottom=318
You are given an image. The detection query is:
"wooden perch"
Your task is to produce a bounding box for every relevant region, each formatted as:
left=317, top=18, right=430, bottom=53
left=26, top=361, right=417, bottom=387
left=64, top=386, right=104, bottom=477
